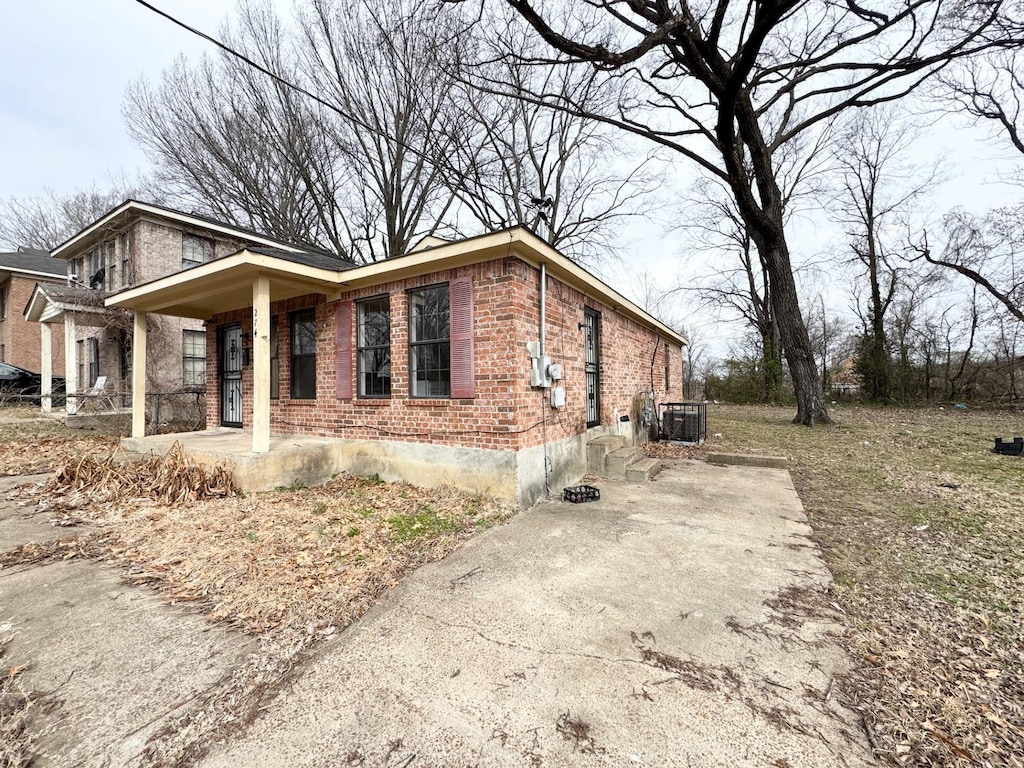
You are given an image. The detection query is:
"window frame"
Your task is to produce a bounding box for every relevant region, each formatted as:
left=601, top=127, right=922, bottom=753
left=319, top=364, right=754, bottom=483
left=77, top=338, right=99, bottom=389
left=407, top=283, right=450, bottom=399
left=289, top=308, right=317, bottom=400
left=270, top=315, right=280, bottom=400
left=356, top=295, right=391, bottom=399
left=182, top=329, right=207, bottom=388
left=181, top=233, right=214, bottom=269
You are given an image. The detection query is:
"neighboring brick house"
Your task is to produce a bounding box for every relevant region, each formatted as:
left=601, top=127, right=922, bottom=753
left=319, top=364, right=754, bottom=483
left=108, top=226, right=686, bottom=506
left=0, top=250, right=67, bottom=379
left=24, top=201, right=305, bottom=415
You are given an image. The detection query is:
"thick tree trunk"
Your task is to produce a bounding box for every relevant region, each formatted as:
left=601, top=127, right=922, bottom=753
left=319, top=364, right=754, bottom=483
left=722, top=95, right=832, bottom=426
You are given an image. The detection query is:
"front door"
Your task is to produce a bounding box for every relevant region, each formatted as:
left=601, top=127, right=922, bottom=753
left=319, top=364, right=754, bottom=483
left=220, top=324, right=243, bottom=427
left=584, top=307, right=601, bottom=428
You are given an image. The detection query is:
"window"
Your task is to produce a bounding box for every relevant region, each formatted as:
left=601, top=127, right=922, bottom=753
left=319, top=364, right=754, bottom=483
left=270, top=316, right=279, bottom=400
left=409, top=285, right=450, bottom=398
left=290, top=308, right=316, bottom=399
left=120, top=233, right=133, bottom=287
left=182, top=234, right=213, bottom=269
left=183, top=330, right=206, bottom=388
left=105, top=241, right=116, bottom=291
left=87, top=245, right=105, bottom=289
left=0, top=285, right=6, bottom=318
left=77, top=338, right=99, bottom=389
left=357, top=297, right=391, bottom=397
left=664, top=344, right=670, bottom=390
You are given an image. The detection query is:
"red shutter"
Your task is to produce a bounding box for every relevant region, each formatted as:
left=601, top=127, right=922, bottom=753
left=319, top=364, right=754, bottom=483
left=335, top=301, right=353, bottom=399
left=449, top=277, right=475, bottom=399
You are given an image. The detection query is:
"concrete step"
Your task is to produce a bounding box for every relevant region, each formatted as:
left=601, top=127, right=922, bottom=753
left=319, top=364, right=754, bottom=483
left=626, top=457, right=662, bottom=482
left=587, top=435, right=628, bottom=475
left=605, top=446, right=644, bottom=478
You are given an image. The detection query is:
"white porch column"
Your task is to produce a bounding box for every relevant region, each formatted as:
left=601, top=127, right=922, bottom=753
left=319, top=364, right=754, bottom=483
left=252, top=275, right=271, bottom=454
left=132, top=311, right=148, bottom=438
left=40, top=322, right=53, bottom=413
left=63, top=313, right=77, bottom=415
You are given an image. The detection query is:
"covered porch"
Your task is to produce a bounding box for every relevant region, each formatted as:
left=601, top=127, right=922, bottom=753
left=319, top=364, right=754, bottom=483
left=105, top=248, right=350, bottom=452
left=24, top=283, right=122, bottom=415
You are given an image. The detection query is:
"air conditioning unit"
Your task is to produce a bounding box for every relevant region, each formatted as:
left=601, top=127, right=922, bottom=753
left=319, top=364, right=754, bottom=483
left=659, top=402, right=707, bottom=444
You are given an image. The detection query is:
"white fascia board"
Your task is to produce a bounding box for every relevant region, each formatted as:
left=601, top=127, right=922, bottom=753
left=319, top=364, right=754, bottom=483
left=53, top=201, right=304, bottom=258
left=104, top=250, right=348, bottom=309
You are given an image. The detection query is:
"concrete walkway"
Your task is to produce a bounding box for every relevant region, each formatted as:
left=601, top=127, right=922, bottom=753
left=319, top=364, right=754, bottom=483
left=0, top=475, right=255, bottom=768
left=199, top=460, right=872, bottom=767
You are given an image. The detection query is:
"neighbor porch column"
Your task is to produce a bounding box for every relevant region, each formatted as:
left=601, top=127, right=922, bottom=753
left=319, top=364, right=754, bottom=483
left=132, top=310, right=147, bottom=438
left=63, top=313, right=77, bottom=415
left=252, top=275, right=271, bottom=454
left=40, top=322, right=52, bottom=413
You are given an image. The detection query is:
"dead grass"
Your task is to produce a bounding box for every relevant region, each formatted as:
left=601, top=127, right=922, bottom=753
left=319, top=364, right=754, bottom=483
left=21, top=449, right=514, bottom=637
left=0, top=634, right=33, bottom=768
left=705, top=403, right=1024, bottom=767
left=0, top=415, right=118, bottom=476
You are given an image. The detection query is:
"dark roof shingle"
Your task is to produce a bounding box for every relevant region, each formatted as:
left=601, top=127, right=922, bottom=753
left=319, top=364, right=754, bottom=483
left=0, top=252, right=66, bottom=277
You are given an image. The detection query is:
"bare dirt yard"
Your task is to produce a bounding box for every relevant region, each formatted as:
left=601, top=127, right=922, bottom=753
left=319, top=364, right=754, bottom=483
left=662, top=404, right=1023, bottom=768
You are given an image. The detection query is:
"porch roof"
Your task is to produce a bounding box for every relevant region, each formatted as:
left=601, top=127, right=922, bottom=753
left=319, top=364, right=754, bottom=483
left=24, top=282, right=116, bottom=326
left=103, top=249, right=352, bottom=320
left=105, top=227, right=688, bottom=346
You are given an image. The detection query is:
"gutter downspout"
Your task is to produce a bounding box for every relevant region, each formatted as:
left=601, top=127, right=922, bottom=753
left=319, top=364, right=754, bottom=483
left=540, top=261, right=550, bottom=497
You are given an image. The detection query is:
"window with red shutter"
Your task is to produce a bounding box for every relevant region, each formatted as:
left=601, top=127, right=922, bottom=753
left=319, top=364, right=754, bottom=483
left=449, top=277, right=475, bottom=399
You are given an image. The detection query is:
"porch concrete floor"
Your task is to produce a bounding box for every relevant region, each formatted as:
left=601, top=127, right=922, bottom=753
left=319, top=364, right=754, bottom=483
left=123, top=429, right=346, bottom=491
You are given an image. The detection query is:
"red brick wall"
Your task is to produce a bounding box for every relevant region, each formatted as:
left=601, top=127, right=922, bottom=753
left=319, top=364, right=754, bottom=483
left=205, top=254, right=685, bottom=450
left=0, top=275, right=66, bottom=375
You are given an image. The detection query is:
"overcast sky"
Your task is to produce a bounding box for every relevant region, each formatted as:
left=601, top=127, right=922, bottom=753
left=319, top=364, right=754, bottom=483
left=0, top=0, right=237, bottom=199
left=2, top=0, right=1019, bottom=357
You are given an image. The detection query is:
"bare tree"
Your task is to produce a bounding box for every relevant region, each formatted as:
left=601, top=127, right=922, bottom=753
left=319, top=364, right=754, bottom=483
left=915, top=204, right=1024, bottom=325
left=450, top=22, right=660, bottom=263
left=833, top=107, right=942, bottom=401
left=0, top=181, right=149, bottom=250
left=445, top=0, right=1018, bottom=424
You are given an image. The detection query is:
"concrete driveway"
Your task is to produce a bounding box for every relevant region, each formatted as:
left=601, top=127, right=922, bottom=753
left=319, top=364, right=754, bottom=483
left=199, top=460, right=872, bottom=767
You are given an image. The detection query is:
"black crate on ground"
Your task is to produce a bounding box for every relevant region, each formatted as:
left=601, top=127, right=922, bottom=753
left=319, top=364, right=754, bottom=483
left=563, top=485, right=600, bottom=503
left=993, top=437, right=1023, bottom=456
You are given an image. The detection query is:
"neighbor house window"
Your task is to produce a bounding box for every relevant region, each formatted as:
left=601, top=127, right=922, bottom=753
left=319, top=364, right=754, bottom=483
left=182, top=234, right=213, bottom=269
left=664, top=344, right=670, bottom=390
left=270, top=316, right=279, bottom=399
left=183, top=330, right=206, bottom=387
left=0, top=285, right=6, bottom=318
left=290, top=308, right=316, bottom=399
left=357, top=296, right=391, bottom=397
left=77, top=338, right=99, bottom=389
left=105, top=241, right=116, bottom=291
left=120, top=232, right=133, bottom=287
left=408, top=285, right=450, bottom=398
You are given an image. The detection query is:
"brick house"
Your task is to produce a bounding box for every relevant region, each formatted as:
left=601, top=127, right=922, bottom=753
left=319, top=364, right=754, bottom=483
left=108, top=227, right=686, bottom=506
left=23, top=201, right=304, bottom=416
left=0, top=250, right=67, bottom=385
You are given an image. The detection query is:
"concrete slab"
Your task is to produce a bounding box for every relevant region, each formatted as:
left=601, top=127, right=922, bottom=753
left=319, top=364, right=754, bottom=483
left=0, top=473, right=62, bottom=550
left=199, top=460, right=871, bottom=767
left=0, top=561, right=256, bottom=768
left=0, top=480, right=256, bottom=768
left=706, top=452, right=789, bottom=469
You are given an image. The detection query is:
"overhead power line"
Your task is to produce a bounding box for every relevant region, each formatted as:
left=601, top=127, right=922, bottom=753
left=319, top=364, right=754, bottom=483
left=130, top=0, right=355, bottom=123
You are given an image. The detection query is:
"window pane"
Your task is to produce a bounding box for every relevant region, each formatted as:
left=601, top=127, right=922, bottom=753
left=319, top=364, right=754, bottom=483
left=292, top=357, right=316, bottom=399
left=357, top=297, right=391, bottom=398
left=270, top=317, right=279, bottom=400
left=292, top=310, right=316, bottom=354
left=290, top=309, right=316, bottom=399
